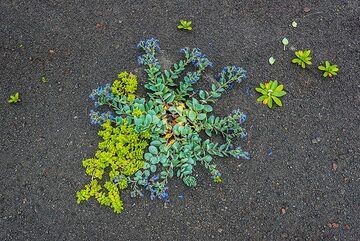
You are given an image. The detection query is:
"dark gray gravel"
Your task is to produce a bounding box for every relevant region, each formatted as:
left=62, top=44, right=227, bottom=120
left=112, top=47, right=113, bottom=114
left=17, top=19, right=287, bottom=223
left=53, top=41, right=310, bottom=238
left=1, top=0, right=359, bottom=240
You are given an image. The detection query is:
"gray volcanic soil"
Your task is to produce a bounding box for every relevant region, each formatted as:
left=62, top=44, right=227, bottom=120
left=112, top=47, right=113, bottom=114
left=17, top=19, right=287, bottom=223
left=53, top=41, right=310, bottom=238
left=1, top=0, right=359, bottom=240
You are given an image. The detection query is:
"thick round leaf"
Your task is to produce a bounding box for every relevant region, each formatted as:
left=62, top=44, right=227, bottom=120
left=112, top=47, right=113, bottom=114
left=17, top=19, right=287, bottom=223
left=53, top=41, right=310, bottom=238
left=150, top=165, right=156, bottom=173
left=144, top=153, right=153, bottom=160
left=149, top=146, right=158, bottom=155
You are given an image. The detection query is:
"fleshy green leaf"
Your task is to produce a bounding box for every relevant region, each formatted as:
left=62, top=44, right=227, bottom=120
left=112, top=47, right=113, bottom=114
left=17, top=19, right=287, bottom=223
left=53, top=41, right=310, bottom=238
left=272, top=96, right=283, bottom=106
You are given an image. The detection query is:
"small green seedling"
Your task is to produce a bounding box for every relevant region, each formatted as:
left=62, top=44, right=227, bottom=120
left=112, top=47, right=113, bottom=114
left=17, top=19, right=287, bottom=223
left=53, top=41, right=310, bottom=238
left=178, top=20, right=192, bottom=30
left=318, top=61, right=339, bottom=78
left=255, top=80, right=286, bottom=108
left=8, top=92, right=21, bottom=103
left=282, top=38, right=289, bottom=50
left=292, top=50, right=312, bottom=68
left=269, top=57, right=276, bottom=65
left=40, top=75, right=48, bottom=83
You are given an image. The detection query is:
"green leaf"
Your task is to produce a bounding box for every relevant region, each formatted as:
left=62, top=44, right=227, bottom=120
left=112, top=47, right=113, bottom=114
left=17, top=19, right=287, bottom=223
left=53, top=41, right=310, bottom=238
left=256, top=95, right=266, bottom=102
left=272, top=96, right=283, bottom=106
left=255, top=87, right=267, bottom=95
left=203, top=105, right=213, bottom=112
left=267, top=96, right=273, bottom=108
left=176, top=116, right=187, bottom=123
left=274, top=85, right=284, bottom=92
left=150, top=165, right=156, bottom=173
left=269, top=57, right=276, bottom=65
left=150, top=156, right=159, bottom=164
left=144, top=153, right=153, bottom=160
left=270, top=80, right=278, bottom=90
left=272, top=91, right=286, bottom=97
left=199, top=90, right=206, bottom=99
left=188, top=110, right=196, bottom=121
left=149, top=146, right=158, bottom=155
left=291, top=21, right=297, bottom=27
left=197, top=113, right=206, bottom=120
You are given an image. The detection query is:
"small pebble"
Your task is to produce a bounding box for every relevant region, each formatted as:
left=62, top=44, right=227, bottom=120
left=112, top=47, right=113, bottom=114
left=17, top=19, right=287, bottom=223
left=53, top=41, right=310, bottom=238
left=311, top=137, right=321, bottom=144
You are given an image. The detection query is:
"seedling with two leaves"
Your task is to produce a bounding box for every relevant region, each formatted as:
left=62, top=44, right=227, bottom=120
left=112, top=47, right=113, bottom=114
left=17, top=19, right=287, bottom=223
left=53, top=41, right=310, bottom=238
left=177, top=20, right=192, bottom=31
left=255, top=80, right=286, bottom=108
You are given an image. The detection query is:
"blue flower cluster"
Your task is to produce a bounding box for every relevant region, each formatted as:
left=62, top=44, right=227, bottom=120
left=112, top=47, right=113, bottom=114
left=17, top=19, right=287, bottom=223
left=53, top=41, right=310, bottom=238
left=89, top=110, right=114, bottom=125
left=137, top=38, right=161, bottom=68
left=144, top=175, right=170, bottom=203
left=89, top=83, right=113, bottom=108
left=184, top=72, right=200, bottom=84
left=88, top=83, right=115, bottom=125
left=231, top=109, right=247, bottom=124
left=218, top=66, right=247, bottom=84
left=181, top=47, right=213, bottom=70
left=233, top=147, right=250, bottom=160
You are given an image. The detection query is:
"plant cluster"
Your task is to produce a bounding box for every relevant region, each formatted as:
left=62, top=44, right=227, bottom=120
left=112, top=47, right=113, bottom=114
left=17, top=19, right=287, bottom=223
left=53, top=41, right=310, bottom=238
left=256, top=80, right=286, bottom=108
left=292, top=50, right=339, bottom=78
left=8, top=92, right=20, bottom=103
left=318, top=61, right=339, bottom=78
left=177, top=20, right=192, bottom=31
left=77, top=38, right=250, bottom=213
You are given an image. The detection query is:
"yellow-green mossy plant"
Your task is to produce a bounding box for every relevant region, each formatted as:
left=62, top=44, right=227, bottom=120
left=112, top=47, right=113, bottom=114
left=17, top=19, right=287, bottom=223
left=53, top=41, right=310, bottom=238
left=77, top=72, right=150, bottom=213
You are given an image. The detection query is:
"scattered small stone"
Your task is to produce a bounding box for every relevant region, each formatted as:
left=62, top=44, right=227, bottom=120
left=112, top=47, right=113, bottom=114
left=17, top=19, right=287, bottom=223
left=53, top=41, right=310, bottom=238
left=280, top=207, right=287, bottom=214
left=267, top=148, right=273, bottom=156
left=49, top=49, right=55, bottom=54
left=311, top=137, right=321, bottom=144
left=96, top=22, right=105, bottom=30
left=217, top=228, right=223, bottom=233
left=303, top=7, right=311, bottom=13
left=344, top=224, right=350, bottom=230
left=328, top=222, right=339, bottom=229
left=332, top=162, right=338, bottom=171
left=147, top=212, right=151, bottom=217
left=59, top=88, right=63, bottom=92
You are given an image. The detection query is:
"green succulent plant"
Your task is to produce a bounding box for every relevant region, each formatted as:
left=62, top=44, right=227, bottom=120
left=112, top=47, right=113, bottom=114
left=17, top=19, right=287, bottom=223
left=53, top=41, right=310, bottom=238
left=255, top=80, right=286, bottom=108
left=177, top=20, right=192, bottom=30
left=292, top=50, right=312, bottom=68
left=77, top=38, right=250, bottom=213
left=8, top=92, right=21, bottom=103
left=318, top=61, right=339, bottom=78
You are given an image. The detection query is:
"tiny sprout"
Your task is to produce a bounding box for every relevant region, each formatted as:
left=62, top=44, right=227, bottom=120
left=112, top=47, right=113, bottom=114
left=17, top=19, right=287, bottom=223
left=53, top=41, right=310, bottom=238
left=282, top=38, right=289, bottom=50
left=8, top=92, right=21, bottom=103
left=255, top=80, right=286, bottom=108
left=292, top=50, right=312, bottom=68
left=177, top=20, right=192, bottom=31
left=40, top=75, right=48, bottom=83
left=318, top=61, right=339, bottom=78
left=268, top=57, right=276, bottom=65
